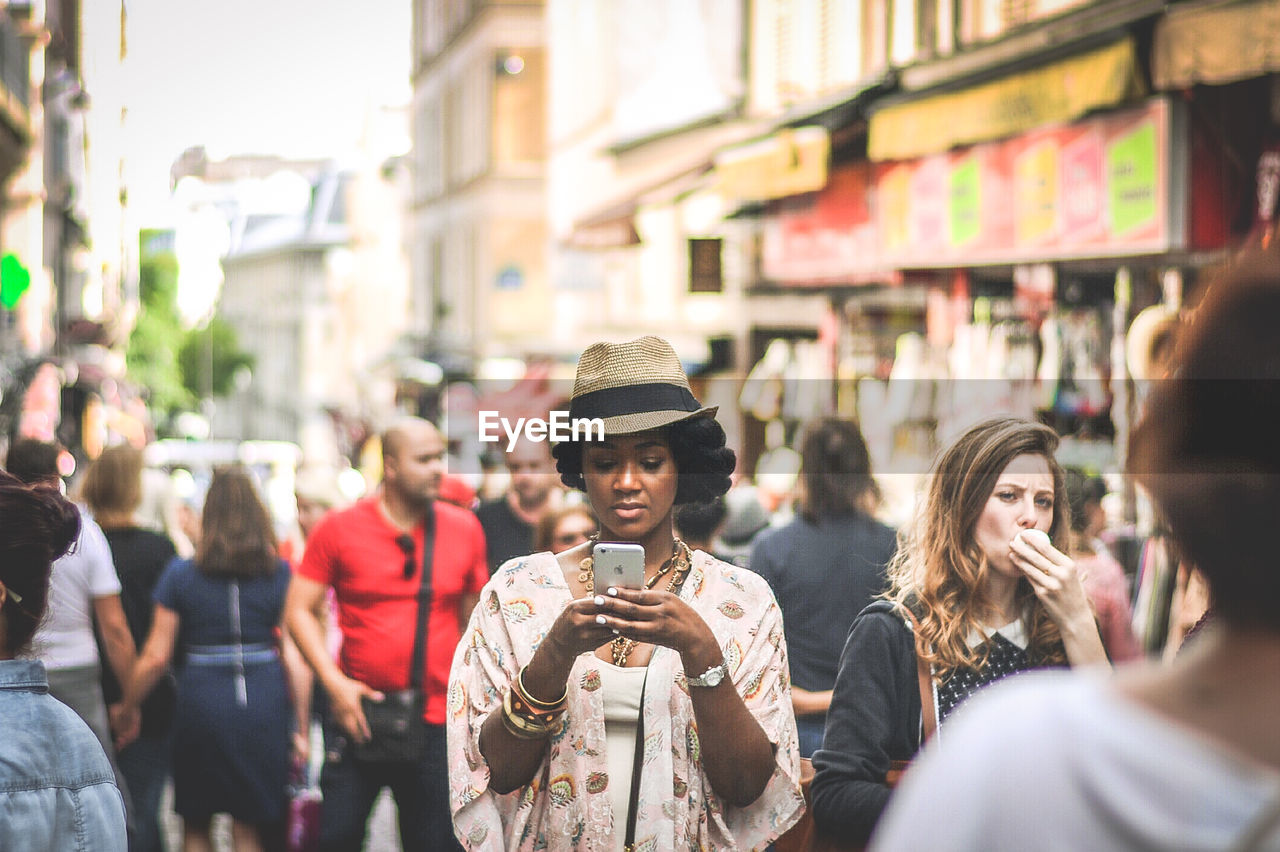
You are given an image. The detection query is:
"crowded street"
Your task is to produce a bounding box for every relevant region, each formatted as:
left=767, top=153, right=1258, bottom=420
left=1, top=1, right=1279, bottom=850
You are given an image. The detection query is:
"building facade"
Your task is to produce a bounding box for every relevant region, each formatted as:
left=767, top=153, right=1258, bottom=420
left=214, top=139, right=411, bottom=464
left=409, top=0, right=548, bottom=365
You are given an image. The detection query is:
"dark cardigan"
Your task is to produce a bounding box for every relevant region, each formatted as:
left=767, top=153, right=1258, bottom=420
left=809, top=600, right=924, bottom=845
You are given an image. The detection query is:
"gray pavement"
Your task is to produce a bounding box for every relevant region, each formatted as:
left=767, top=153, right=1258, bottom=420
left=162, top=785, right=400, bottom=851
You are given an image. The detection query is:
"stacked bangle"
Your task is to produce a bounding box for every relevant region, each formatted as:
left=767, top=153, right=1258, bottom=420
left=516, top=665, right=567, bottom=711
left=502, top=665, right=568, bottom=740
left=502, top=689, right=566, bottom=739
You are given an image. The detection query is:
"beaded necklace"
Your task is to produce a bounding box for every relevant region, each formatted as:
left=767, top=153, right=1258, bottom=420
left=578, top=537, right=692, bottom=666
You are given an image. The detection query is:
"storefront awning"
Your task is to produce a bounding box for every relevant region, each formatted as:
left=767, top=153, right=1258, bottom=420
left=868, top=38, right=1144, bottom=161
left=564, top=200, right=642, bottom=250
left=564, top=163, right=719, bottom=250
left=1153, top=0, right=1280, bottom=89
left=714, top=127, right=830, bottom=204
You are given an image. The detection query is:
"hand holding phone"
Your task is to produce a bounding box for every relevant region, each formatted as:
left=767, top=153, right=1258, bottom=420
left=592, top=542, right=646, bottom=589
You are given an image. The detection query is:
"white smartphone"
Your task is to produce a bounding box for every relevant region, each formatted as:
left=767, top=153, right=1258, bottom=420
left=593, top=542, right=646, bottom=589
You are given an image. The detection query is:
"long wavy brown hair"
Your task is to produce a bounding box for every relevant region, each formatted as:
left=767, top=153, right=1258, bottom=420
left=196, top=466, right=279, bottom=579
left=888, top=416, right=1070, bottom=681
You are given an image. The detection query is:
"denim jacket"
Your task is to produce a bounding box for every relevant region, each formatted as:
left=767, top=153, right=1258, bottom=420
left=0, top=659, right=126, bottom=851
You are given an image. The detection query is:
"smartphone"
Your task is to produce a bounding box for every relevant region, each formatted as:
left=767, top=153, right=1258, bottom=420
left=593, top=542, right=646, bottom=589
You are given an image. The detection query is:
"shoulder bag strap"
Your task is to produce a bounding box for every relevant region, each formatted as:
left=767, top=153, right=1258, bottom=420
left=624, top=666, right=651, bottom=852
left=408, top=503, right=436, bottom=692
left=899, top=607, right=937, bottom=743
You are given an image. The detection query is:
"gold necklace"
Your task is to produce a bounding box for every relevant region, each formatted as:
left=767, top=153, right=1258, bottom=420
left=578, top=538, right=693, bottom=666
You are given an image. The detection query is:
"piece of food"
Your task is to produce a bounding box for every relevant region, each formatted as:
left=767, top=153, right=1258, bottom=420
left=1016, top=528, right=1052, bottom=548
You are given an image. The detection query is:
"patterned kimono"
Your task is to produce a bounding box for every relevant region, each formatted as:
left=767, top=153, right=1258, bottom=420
left=447, top=549, right=805, bottom=851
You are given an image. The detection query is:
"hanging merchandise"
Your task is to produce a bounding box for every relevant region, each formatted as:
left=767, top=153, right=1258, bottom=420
left=783, top=341, right=835, bottom=423
left=1131, top=532, right=1180, bottom=657
left=1044, top=310, right=1111, bottom=429
left=881, top=333, right=944, bottom=467
left=739, top=339, right=790, bottom=422
left=1036, top=316, right=1062, bottom=409
left=1253, top=141, right=1280, bottom=247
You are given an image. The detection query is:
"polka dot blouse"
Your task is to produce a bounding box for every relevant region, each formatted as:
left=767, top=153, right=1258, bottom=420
left=936, top=633, right=1033, bottom=723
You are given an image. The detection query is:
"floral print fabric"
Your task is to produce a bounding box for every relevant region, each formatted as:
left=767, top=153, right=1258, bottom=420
left=447, top=550, right=804, bottom=851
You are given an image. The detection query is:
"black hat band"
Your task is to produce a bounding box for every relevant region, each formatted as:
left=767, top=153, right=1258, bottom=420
left=569, top=383, right=701, bottom=421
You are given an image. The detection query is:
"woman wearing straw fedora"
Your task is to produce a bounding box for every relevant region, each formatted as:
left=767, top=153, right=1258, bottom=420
left=447, top=336, right=805, bottom=851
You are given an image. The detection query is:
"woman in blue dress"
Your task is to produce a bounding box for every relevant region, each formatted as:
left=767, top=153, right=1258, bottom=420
left=122, top=466, right=304, bottom=851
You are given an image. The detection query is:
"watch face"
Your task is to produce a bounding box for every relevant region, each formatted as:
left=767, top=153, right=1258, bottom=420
left=693, top=664, right=726, bottom=687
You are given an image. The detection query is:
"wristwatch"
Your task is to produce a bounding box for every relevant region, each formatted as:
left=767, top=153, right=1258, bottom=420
left=687, top=661, right=729, bottom=688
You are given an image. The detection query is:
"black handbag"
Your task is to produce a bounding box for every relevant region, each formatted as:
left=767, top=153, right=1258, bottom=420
left=353, top=506, right=435, bottom=764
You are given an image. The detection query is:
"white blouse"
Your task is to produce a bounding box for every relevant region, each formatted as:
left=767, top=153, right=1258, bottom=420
left=599, top=662, right=647, bottom=852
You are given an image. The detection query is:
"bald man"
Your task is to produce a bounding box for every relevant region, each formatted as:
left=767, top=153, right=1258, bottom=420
left=286, top=418, right=486, bottom=851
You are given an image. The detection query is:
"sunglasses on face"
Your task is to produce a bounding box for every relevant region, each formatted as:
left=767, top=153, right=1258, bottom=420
left=396, top=534, right=415, bottom=579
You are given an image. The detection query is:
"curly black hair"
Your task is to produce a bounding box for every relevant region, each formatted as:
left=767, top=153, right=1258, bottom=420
left=552, top=415, right=735, bottom=505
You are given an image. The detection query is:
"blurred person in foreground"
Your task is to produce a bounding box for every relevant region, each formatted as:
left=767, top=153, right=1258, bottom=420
left=0, top=470, right=127, bottom=850
left=1064, top=468, right=1142, bottom=663
left=286, top=417, right=487, bottom=852
left=121, top=467, right=306, bottom=852
left=476, top=436, right=562, bottom=574
left=447, top=336, right=803, bottom=851
left=873, top=249, right=1280, bottom=851
left=83, top=445, right=179, bottom=852
left=750, top=417, right=897, bottom=758
left=6, top=439, right=138, bottom=822
left=534, top=502, right=598, bottom=555
left=811, top=416, right=1108, bottom=846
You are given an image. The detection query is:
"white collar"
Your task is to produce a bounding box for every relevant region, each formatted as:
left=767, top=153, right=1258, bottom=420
left=966, top=617, right=1028, bottom=650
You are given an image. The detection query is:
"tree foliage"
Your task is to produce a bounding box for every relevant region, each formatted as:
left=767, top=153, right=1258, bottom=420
left=178, top=316, right=254, bottom=400
left=125, top=236, right=193, bottom=419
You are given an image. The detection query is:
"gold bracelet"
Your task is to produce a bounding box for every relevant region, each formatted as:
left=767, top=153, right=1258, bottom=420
left=503, top=690, right=552, bottom=740
left=502, top=706, right=549, bottom=740
left=515, top=665, right=568, bottom=714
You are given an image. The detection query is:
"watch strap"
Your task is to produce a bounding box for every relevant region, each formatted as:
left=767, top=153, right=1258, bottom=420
left=687, top=661, right=727, bottom=687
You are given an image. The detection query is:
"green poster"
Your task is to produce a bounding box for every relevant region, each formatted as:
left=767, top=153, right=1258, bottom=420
left=1108, top=122, right=1157, bottom=236
left=950, top=158, right=980, bottom=246
left=0, top=253, right=30, bottom=309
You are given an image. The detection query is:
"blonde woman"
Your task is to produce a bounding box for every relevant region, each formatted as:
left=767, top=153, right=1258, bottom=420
left=810, top=416, right=1107, bottom=845
left=875, top=246, right=1280, bottom=850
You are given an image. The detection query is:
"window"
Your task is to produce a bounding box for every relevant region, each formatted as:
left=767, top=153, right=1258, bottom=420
left=689, top=238, right=723, bottom=293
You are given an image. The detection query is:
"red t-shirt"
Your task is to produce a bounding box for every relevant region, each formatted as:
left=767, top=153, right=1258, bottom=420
left=299, top=496, right=488, bottom=723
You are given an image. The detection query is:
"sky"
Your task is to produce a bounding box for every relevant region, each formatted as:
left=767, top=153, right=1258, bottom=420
left=111, top=0, right=412, bottom=226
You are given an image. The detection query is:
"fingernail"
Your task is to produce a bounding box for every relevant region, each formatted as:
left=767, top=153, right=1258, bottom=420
left=607, top=587, right=618, bottom=596
left=594, top=595, right=605, bottom=606
left=595, top=615, right=607, bottom=625
left=611, top=628, right=620, bottom=635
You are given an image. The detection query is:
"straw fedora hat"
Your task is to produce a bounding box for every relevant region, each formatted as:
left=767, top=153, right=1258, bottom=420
left=567, top=336, right=717, bottom=435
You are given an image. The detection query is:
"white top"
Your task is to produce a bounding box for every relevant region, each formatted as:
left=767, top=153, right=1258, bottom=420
left=28, top=508, right=122, bottom=670
left=600, top=662, right=647, bottom=852
left=965, top=617, right=1027, bottom=649
left=873, top=671, right=1280, bottom=851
